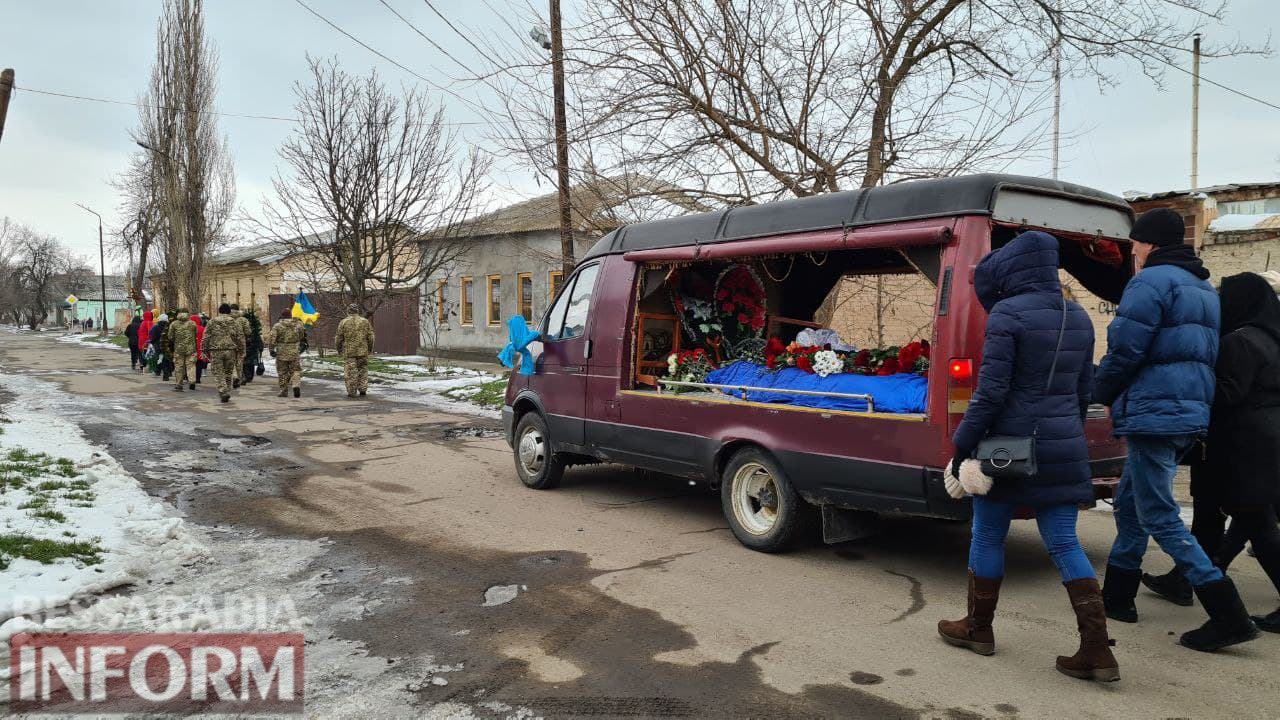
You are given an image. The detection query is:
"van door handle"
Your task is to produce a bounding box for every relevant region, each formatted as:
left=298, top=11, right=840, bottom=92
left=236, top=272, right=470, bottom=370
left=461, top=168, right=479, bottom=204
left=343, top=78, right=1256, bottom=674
left=584, top=339, right=592, bottom=359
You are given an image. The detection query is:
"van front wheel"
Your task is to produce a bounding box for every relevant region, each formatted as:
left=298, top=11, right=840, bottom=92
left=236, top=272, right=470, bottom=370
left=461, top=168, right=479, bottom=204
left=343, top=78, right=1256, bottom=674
left=514, top=412, right=564, bottom=489
left=720, top=448, right=813, bottom=552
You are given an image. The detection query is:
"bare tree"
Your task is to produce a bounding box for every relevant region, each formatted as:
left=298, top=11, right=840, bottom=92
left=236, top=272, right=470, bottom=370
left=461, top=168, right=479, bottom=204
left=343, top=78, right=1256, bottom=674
left=460, top=0, right=1264, bottom=205
left=111, top=149, right=165, bottom=304
left=2, top=223, right=91, bottom=329
left=128, top=0, right=235, bottom=311
left=256, top=56, right=489, bottom=317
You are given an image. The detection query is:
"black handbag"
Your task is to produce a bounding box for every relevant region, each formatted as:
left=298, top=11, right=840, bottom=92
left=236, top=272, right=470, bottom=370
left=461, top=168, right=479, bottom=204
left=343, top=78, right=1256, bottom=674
left=974, top=296, right=1067, bottom=481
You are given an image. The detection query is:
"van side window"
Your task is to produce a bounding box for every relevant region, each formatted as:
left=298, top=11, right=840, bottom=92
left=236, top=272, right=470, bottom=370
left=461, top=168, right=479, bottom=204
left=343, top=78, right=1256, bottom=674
left=559, top=264, right=599, bottom=339
left=543, top=263, right=599, bottom=340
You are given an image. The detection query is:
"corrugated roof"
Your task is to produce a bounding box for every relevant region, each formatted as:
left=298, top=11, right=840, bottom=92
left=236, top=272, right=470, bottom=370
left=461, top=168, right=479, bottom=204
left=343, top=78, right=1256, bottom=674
left=1124, top=182, right=1280, bottom=202
left=1208, top=212, right=1280, bottom=233
left=210, top=229, right=335, bottom=266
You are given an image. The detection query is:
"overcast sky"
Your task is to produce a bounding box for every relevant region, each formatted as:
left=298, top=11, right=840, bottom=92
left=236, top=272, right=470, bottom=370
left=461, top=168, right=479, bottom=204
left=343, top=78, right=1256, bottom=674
left=1, top=0, right=1277, bottom=269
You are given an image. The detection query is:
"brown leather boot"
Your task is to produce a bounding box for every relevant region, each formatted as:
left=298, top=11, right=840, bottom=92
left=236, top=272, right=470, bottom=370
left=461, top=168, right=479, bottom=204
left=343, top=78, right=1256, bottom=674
left=938, top=570, right=1001, bottom=656
left=1056, top=578, right=1120, bottom=682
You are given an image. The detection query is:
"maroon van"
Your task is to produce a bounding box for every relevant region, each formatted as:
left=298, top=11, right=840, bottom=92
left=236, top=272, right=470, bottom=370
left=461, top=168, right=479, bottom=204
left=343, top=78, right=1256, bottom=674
left=502, top=174, right=1133, bottom=552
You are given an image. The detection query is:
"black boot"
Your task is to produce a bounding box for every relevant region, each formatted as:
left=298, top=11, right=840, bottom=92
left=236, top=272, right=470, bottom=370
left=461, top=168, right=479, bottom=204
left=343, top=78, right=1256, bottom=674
left=1252, top=607, right=1280, bottom=633
left=1102, top=565, right=1141, bottom=623
left=1181, top=577, right=1260, bottom=652
left=293, top=387, right=300, bottom=398
left=1141, top=568, right=1193, bottom=606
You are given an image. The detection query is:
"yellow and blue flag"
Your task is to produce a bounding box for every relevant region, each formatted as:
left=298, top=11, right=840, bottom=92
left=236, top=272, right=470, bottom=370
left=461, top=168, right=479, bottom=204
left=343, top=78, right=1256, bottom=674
left=291, top=290, right=319, bottom=327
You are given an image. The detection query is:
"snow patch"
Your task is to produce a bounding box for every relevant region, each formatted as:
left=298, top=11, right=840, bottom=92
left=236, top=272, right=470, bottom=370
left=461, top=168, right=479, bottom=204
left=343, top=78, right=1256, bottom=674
left=481, top=584, right=527, bottom=607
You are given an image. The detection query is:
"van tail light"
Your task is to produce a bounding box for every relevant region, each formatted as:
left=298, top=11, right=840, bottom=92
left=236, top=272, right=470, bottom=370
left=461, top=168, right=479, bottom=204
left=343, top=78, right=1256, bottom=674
left=948, top=358, right=974, bottom=429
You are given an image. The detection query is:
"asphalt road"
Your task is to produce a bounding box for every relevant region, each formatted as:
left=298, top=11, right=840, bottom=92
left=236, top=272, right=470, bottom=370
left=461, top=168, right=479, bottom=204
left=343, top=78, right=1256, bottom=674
left=3, top=331, right=1278, bottom=719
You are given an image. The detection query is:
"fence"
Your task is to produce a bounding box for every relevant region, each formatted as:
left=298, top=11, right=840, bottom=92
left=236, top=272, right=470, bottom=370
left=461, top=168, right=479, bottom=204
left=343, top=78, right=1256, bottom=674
left=267, top=290, right=420, bottom=356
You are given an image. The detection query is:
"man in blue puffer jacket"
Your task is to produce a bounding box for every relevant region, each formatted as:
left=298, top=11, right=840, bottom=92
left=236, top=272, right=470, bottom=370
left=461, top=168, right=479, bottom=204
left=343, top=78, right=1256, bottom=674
left=1096, top=207, right=1259, bottom=652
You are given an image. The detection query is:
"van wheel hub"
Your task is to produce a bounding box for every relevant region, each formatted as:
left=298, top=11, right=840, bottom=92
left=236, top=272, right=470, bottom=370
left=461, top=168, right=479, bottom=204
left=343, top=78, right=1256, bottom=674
left=732, top=462, right=780, bottom=535
left=518, top=427, right=545, bottom=475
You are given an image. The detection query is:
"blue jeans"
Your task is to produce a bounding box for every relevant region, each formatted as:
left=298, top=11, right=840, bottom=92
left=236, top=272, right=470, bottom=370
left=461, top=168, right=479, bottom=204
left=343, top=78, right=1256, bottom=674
left=969, top=496, right=1095, bottom=581
left=1106, top=434, right=1224, bottom=587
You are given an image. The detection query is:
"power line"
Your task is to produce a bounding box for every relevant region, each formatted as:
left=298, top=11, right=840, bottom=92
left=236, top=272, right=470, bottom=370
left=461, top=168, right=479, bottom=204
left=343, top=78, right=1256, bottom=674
left=11, top=84, right=490, bottom=127
left=292, top=0, right=491, bottom=116
left=1161, top=55, right=1280, bottom=113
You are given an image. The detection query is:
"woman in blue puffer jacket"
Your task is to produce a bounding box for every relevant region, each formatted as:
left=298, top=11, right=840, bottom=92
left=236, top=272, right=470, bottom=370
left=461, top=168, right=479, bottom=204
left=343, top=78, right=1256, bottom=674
left=937, top=231, right=1118, bottom=682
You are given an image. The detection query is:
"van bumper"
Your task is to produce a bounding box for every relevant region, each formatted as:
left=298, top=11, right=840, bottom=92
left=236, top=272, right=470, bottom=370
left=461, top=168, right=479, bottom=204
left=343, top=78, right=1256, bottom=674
left=501, top=405, right=515, bottom=447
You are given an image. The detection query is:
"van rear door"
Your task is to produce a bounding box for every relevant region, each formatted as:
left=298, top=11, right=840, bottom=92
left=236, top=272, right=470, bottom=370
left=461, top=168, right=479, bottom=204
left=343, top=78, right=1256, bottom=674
left=536, top=262, right=600, bottom=448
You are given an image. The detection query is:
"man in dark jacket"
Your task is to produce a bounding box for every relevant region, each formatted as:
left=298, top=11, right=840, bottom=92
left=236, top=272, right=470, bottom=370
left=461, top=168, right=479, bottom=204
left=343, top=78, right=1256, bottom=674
left=124, top=315, right=143, bottom=370
left=1096, top=208, right=1258, bottom=652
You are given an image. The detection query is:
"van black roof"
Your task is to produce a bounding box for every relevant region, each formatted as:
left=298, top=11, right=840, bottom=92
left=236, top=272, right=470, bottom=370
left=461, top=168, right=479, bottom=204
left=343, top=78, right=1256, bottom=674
left=583, top=173, right=1130, bottom=261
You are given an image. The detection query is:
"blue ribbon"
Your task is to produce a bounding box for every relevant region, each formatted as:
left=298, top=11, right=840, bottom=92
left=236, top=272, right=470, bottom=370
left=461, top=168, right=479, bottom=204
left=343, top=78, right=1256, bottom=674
left=497, top=316, right=541, bottom=376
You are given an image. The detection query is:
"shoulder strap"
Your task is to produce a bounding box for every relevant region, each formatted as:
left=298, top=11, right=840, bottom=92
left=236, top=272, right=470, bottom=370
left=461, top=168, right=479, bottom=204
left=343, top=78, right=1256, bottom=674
left=1044, top=295, right=1068, bottom=394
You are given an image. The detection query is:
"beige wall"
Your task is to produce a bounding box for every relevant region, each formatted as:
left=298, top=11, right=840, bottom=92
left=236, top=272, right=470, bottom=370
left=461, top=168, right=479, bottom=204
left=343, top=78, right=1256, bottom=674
left=826, top=273, right=936, bottom=350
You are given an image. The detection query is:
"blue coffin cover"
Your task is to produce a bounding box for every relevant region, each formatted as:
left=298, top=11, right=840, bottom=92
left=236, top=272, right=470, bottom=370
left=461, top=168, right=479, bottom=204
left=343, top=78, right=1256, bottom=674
left=703, top=361, right=928, bottom=413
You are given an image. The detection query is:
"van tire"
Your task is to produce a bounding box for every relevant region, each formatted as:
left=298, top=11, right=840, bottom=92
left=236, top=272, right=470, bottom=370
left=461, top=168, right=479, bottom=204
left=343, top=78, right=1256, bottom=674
left=513, top=412, right=564, bottom=490
left=720, top=447, right=813, bottom=552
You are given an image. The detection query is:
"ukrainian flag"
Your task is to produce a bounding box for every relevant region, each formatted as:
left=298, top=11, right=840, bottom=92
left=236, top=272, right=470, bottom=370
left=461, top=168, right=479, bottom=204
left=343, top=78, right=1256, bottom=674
left=292, top=290, right=319, bottom=327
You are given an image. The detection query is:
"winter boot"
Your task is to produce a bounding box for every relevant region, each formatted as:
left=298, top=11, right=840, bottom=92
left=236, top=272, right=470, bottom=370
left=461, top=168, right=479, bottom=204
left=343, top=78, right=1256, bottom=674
left=1252, top=607, right=1280, bottom=633
left=937, top=570, right=1001, bottom=656
left=1141, top=568, right=1193, bottom=606
left=1056, top=578, right=1120, bottom=682
left=1102, top=565, right=1141, bottom=623
left=293, top=387, right=301, bottom=398
left=359, top=390, right=366, bottom=397
left=220, top=394, right=230, bottom=403
left=1181, top=577, right=1260, bottom=652
left=189, top=383, right=196, bottom=390
left=278, top=390, right=287, bottom=398
left=233, top=378, right=241, bottom=389
left=173, top=385, right=184, bottom=392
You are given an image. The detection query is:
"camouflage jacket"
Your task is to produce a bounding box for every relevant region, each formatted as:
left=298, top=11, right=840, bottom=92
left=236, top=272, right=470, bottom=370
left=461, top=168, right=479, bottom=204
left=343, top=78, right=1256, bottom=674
left=335, top=314, right=375, bottom=357
left=203, top=315, right=245, bottom=353
left=232, top=312, right=251, bottom=348
left=166, top=316, right=198, bottom=356
left=267, top=318, right=306, bottom=362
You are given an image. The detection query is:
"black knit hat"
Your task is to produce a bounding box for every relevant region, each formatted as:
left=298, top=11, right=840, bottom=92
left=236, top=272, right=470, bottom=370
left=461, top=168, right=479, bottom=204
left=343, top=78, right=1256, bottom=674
left=1130, top=208, right=1187, bottom=247
left=218, top=303, right=232, bottom=314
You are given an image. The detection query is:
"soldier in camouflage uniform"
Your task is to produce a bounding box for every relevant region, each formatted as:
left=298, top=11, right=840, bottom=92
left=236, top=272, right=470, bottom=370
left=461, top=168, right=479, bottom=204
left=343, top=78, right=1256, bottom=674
left=335, top=303, right=375, bottom=398
left=230, top=305, right=251, bottom=389
left=204, top=304, right=245, bottom=403
left=267, top=308, right=307, bottom=398
left=166, top=309, right=198, bottom=391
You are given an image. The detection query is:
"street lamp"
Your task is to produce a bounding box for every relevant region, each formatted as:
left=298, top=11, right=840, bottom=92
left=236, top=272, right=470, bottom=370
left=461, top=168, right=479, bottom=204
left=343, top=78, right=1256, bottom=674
left=74, top=203, right=109, bottom=337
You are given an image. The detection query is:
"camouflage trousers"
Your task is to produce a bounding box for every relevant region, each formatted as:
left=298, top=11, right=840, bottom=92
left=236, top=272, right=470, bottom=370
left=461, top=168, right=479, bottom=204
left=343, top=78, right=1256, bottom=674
left=210, top=350, right=237, bottom=397
left=172, top=353, right=196, bottom=387
left=344, top=356, right=369, bottom=396
left=276, top=358, right=301, bottom=392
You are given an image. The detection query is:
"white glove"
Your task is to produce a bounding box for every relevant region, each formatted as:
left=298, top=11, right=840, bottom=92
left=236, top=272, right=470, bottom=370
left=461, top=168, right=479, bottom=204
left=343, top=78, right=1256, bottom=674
left=943, top=462, right=967, bottom=499
left=958, top=459, right=994, bottom=496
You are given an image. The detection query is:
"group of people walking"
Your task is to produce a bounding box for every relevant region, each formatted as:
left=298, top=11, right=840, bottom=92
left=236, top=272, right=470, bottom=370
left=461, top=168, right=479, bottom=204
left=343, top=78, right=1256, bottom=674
left=120, top=302, right=376, bottom=402
left=940, top=208, right=1280, bottom=683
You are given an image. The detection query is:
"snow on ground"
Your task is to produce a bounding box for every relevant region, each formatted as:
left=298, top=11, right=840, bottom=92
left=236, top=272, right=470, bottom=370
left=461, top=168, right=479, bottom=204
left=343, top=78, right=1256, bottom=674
left=0, top=371, right=205, bottom=630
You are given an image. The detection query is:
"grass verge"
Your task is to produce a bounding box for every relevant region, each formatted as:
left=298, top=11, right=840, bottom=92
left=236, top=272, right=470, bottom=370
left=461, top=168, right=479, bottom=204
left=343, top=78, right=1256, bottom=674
left=0, top=533, right=102, bottom=570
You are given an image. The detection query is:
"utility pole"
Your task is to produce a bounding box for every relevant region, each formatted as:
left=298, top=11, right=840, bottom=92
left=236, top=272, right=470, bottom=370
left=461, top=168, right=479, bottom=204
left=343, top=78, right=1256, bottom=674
left=549, top=0, right=575, bottom=277
left=76, top=203, right=109, bottom=336
left=1191, top=33, right=1201, bottom=190
left=1052, top=41, right=1061, bottom=180
left=0, top=69, right=14, bottom=144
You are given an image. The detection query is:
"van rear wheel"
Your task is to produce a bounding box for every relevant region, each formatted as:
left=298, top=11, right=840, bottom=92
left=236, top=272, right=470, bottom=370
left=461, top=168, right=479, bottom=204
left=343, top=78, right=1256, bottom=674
left=514, top=412, right=564, bottom=489
left=720, top=448, right=813, bottom=552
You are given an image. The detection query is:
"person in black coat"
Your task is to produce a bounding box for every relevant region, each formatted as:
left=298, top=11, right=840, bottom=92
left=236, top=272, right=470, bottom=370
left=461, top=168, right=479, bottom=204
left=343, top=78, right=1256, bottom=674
left=938, top=231, right=1118, bottom=681
left=1201, top=273, right=1280, bottom=631
left=124, top=315, right=143, bottom=370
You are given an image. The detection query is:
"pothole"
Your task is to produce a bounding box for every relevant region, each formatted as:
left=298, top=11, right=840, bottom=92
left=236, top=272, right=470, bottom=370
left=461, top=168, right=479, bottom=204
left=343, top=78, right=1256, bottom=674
left=442, top=426, right=503, bottom=440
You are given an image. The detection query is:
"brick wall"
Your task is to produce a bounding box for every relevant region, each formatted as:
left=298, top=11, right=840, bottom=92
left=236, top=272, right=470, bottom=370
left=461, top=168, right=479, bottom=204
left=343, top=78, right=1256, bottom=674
left=826, top=274, right=936, bottom=350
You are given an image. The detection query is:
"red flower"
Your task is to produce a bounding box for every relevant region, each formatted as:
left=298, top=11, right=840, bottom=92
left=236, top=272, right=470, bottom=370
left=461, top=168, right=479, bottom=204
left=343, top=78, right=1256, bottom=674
left=796, top=356, right=813, bottom=373
left=853, top=350, right=871, bottom=367
left=878, top=357, right=901, bottom=375
left=716, top=289, right=728, bottom=299
left=766, top=337, right=785, bottom=355
left=766, top=355, right=777, bottom=369
left=920, top=339, right=930, bottom=357
left=737, top=313, right=749, bottom=324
